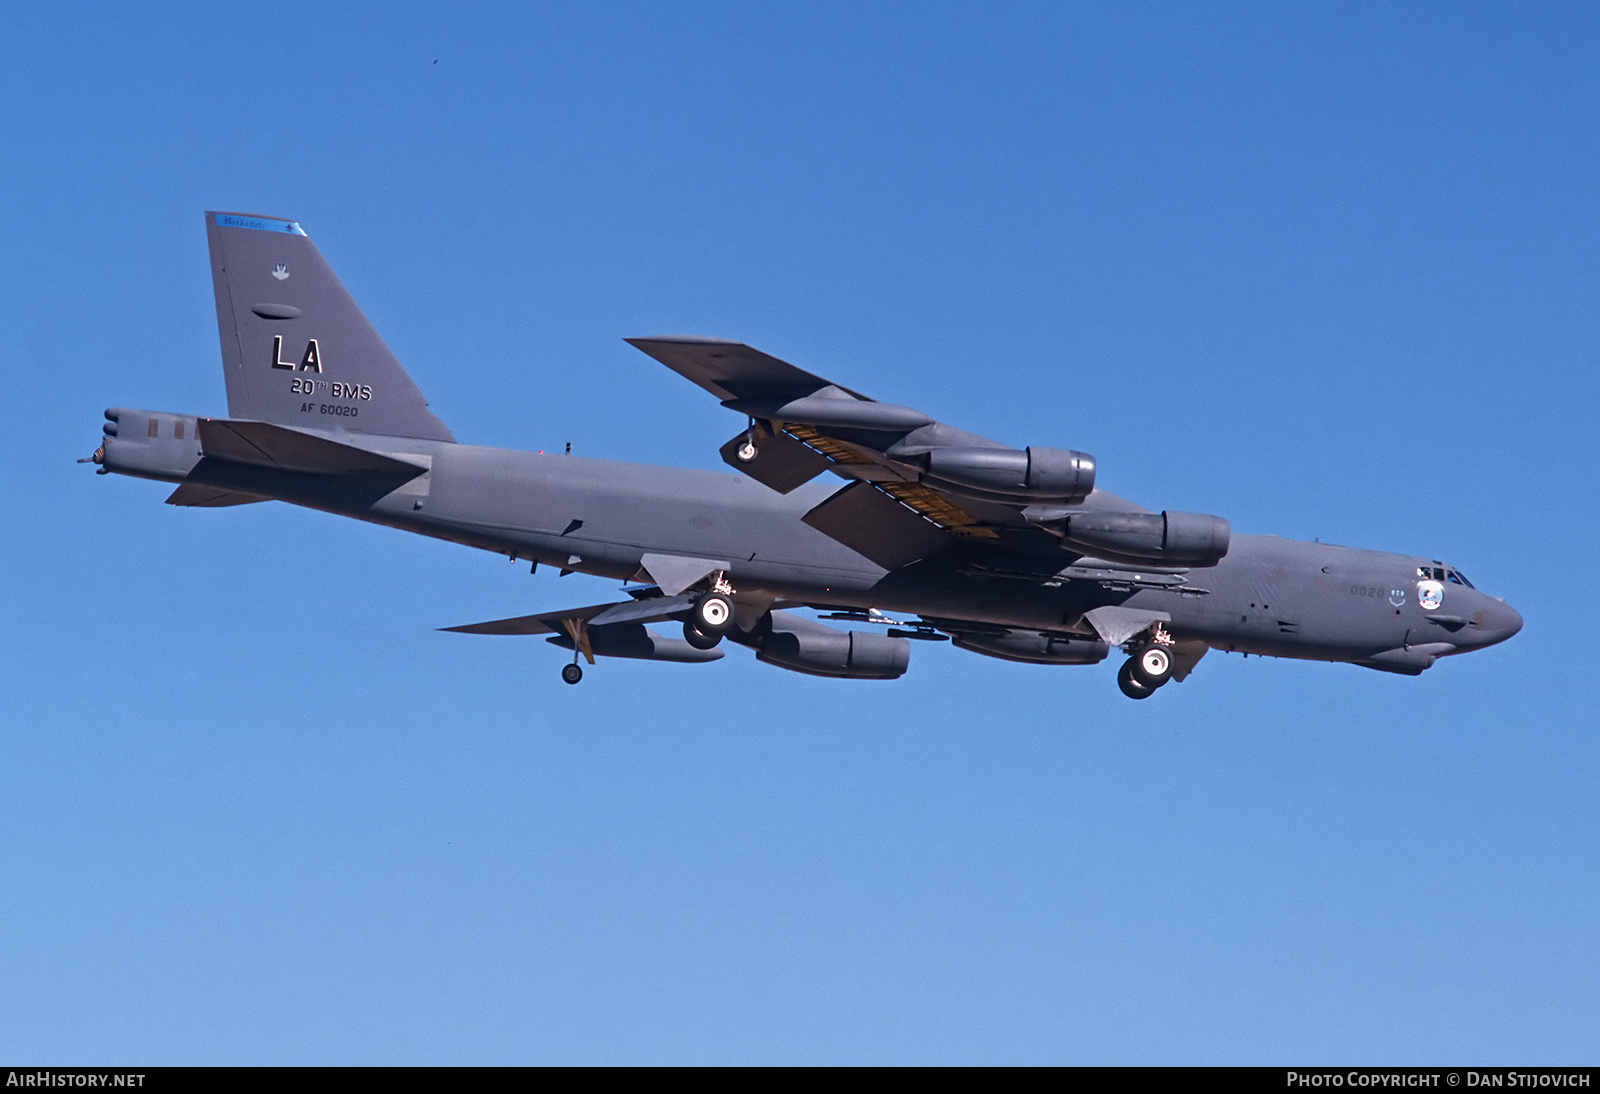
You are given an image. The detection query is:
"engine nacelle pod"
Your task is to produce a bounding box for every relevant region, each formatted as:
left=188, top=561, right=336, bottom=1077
left=1062, top=510, right=1230, bottom=566
left=923, top=445, right=1096, bottom=503
left=544, top=623, right=724, bottom=664
left=751, top=612, right=910, bottom=679
left=952, top=632, right=1109, bottom=666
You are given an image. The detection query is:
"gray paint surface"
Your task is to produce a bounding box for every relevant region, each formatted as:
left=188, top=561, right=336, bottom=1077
left=92, top=215, right=1524, bottom=696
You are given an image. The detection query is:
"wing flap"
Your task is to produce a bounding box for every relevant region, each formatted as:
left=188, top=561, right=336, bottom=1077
left=876, top=480, right=1000, bottom=540
left=801, top=481, right=953, bottom=570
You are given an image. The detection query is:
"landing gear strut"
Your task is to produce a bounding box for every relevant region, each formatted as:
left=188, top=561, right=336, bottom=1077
left=736, top=418, right=759, bottom=461
left=1117, top=627, right=1177, bottom=700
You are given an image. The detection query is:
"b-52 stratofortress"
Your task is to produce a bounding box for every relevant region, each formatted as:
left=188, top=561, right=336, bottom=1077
left=89, top=214, right=1522, bottom=698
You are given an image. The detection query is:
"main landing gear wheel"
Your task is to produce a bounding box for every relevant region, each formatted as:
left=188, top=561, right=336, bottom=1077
left=1117, top=659, right=1155, bottom=700
left=682, top=621, right=723, bottom=650
left=692, top=593, right=735, bottom=636
left=561, top=662, right=583, bottom=685
left=1131, top=644, right=1175, bottom=688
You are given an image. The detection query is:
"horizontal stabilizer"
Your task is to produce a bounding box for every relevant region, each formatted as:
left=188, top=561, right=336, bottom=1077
left=197, top=418, right=426, bottom=478
left=165, top=481, right=270, bottom=507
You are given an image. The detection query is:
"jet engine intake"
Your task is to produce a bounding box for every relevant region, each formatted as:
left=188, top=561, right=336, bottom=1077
left=1061, top=510, right=1230, bottom=566
left=922, top=445, right=1096, bottom=503
left=741, top=610, right=910, bottom=679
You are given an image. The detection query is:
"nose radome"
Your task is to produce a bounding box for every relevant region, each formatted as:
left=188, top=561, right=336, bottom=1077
left=1484, top=598, right=1523, bottom=645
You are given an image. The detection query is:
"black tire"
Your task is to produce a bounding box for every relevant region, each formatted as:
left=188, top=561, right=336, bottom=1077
left=1130, top=644, right=1174, bottom=688
left=560, top=662, right=583, bottom=685
left=682, top=621, right=723, bottom=650
left=693, top=593, right=735, bottom=635
left=1117, top=658, right=1155, bottom=700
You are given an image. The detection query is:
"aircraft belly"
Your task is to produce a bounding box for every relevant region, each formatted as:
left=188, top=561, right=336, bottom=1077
left=874, top=579, right=1082, bottom=632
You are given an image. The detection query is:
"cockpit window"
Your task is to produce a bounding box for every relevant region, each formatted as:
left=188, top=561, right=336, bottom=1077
left=1446, top=569, right=1474, bottom=588
left=1417, top=566, right=1446, bottom=581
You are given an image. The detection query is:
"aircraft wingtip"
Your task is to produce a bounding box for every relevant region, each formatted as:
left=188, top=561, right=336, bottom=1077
left=625, top=335, right=744, bottom=347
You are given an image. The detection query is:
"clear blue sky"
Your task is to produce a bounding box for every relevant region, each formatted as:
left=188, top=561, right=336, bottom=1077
left=2, top=1, right=1595, bottom=1064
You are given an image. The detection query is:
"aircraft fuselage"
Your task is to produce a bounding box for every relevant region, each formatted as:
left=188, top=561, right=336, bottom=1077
left=94, top=212, right=1522, bottom=694
left=99, top=408, right=1523, bottom=676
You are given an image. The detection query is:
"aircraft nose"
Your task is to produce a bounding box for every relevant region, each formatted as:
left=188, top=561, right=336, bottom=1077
left=1481, top=598, right=1523, bottom=646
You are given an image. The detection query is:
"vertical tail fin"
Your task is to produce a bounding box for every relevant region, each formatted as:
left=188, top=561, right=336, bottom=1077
left=205, top=212, right=454, bottom=442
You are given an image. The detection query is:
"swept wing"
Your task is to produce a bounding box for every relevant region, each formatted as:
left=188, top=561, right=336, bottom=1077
left=626, top=336, right=1153, bottom=570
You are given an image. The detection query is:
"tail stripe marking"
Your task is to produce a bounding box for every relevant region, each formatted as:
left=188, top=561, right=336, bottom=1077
left=214, top=214, right=307, bottom=235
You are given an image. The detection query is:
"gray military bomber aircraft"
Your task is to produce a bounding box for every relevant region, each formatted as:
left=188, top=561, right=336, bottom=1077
left=89, top=213, right=1522, bottom=698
